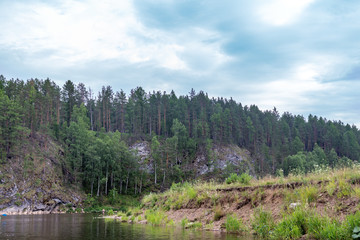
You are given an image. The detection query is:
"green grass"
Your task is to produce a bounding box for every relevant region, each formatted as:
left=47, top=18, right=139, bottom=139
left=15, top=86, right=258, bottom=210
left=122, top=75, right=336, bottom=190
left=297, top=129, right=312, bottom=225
left=225, top=214, right=245, bottom=233
left=299, top=185, right=318, bottom=204
left=145, top=210, right=169, bottom=226
left=252, top=207, right=275, bottom=239
left=271, top=208, right=308, bottom=240
left=187, top=221, right=202, bottom=229
left=138, top=165, right=360, bottom=238
left=181, top=217, right=189, bottom=229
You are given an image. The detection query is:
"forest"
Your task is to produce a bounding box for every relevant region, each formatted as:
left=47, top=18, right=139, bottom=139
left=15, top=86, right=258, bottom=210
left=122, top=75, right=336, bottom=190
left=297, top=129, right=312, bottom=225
left=1, top=75, right=360, bottom=197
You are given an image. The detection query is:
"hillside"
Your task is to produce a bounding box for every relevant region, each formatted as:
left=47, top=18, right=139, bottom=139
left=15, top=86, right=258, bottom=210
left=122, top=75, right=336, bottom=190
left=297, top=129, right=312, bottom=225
left=0, top=133, right=84, bottom=214
left=1, top=75, right=360, bottom=208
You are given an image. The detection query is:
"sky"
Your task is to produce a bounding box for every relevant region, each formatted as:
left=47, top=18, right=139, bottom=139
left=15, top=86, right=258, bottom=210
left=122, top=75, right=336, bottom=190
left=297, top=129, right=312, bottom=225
left=0, top=0, right=360, bottom=126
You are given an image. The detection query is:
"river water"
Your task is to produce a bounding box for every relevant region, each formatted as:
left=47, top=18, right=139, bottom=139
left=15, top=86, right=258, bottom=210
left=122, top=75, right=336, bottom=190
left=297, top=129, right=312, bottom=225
left=0, top=214, right=251, bottom=239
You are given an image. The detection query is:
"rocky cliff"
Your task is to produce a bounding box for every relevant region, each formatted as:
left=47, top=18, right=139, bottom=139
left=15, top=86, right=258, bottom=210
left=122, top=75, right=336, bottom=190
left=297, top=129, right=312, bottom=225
left=0, top=133, right=84, bottom=215
left=131, top=141, right=255, bottom=179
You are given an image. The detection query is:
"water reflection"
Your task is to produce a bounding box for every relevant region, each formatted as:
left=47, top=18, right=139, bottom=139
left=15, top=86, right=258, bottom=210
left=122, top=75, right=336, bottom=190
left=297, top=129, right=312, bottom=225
left=0, top=214, right=251, bottom=240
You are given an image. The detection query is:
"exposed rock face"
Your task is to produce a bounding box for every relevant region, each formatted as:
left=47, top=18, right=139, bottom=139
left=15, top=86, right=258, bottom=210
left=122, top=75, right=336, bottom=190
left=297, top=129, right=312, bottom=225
left=195, top=144, right=255, bottom=177
left=131, top=141, right=255, bottom=178
left=131, top=141, right=153, bottom=173
left=0, top=133, right=84, bottom=215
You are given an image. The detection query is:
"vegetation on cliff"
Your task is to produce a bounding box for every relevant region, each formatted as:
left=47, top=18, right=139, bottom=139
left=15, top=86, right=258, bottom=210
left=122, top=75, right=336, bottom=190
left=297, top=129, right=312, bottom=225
left=136, top=166, right=360, bottom=239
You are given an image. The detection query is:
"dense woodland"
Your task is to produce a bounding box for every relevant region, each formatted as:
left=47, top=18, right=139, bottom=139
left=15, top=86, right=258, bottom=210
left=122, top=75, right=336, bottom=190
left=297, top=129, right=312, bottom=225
left=1, top=75, right=360, bottom=196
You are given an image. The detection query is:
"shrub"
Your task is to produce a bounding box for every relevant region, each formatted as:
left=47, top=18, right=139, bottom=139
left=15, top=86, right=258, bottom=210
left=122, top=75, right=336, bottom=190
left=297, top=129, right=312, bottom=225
left=75, top=207, right=82, bottom=213
left=239, top=172, right=252, bottom=185
left=225, top=173, right=252, bottom=185
left=226, top=173, right=239, bottom=184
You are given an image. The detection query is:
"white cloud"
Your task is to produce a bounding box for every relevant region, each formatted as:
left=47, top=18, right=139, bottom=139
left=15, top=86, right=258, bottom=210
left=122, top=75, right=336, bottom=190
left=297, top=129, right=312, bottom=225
left=247, top=59, right=338, bottom=113
left=0, top=0, right=188, bottom=70
left=257, top=0, right=315, bottom=26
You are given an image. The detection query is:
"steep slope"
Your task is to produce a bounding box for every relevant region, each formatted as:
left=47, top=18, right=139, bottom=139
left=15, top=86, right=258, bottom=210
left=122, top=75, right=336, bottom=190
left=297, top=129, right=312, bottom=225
left=131, top=141, right=255, bottom=180
left=0, top=133, right=84, bottom=214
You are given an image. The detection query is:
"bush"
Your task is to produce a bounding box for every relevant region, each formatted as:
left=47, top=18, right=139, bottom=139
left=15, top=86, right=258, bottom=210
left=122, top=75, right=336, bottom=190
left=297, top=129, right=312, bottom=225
left=226, top=173, right=239, bottom=184
left=225, top=172, right=252, bottom=185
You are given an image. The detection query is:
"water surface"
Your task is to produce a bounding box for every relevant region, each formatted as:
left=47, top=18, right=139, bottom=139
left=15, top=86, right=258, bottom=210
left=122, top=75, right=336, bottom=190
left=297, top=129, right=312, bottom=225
left=0, top=214, right=251, bottom=239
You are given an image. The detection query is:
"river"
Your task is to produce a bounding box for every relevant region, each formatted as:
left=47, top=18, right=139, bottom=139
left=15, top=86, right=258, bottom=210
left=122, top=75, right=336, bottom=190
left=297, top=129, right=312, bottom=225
left=0, top=214, right=252, bottom=239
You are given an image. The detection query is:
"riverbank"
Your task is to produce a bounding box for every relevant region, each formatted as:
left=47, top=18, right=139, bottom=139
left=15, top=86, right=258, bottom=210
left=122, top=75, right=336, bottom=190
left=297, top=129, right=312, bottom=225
left=110, top=166, right=360, bottom=239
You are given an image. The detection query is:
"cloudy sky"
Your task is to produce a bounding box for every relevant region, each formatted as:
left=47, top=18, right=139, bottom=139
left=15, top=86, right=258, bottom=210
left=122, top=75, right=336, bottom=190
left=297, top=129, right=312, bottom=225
left=1, top=0, right=360, bottom=126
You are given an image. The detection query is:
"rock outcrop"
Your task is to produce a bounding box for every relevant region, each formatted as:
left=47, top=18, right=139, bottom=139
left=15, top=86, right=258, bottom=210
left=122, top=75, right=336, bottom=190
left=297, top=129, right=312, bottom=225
left=0, top=133, right=84, bottom=215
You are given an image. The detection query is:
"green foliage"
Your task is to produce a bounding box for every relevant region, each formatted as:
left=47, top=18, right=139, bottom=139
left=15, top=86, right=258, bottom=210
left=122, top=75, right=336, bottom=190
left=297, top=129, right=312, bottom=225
left=225, top=214, right=244, bottom=233
left=181, top=217, right=189, bottom=229
left=3, top=75, right=360, bottom=199
left=299, top=185, right=318, bottom=204
left=271, top=208, right=308, bottom=239
left=337, top=178, right=353, bottom=198
left=251, top=187, right=265, bottom=207
left=187, top=221, right=202, bottom=229
left=160, top=182, right=198, bottom=210
left=145, top=210, right=170, bottom=226
left=225, top=172, right=252, bottom=185
left=352, top=226, right=360, bottom=239
left=326, top=179, right=337, bottom=196
left=252, top=207, right=275, bottom=239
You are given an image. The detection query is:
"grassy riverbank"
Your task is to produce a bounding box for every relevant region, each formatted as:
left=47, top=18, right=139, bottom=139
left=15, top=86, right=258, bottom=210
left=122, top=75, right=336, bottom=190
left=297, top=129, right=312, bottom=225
left=110, top=165, right=360, bottom=239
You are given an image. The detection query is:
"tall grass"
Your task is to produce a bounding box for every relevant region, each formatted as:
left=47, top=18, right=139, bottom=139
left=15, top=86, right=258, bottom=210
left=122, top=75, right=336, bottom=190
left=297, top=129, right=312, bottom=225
left=225, top=214, right=245, bottom=233
left=145, top=210, right=169, bottom=226
left=252, top=207, right=274, bottom=239
left=299, top=185, right=318, bottom=204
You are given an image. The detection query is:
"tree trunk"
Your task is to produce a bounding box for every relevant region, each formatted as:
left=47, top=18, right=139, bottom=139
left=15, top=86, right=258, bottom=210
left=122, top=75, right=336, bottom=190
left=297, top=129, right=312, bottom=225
left=125, top=170, right=130, bottom=194
left=158, top=105, right=161, bottom=135
left=105, top=167, right=109, bottom=195
left=154, top=160, right=157, bottom=185
left=97, top=176, right=100, bottom=197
